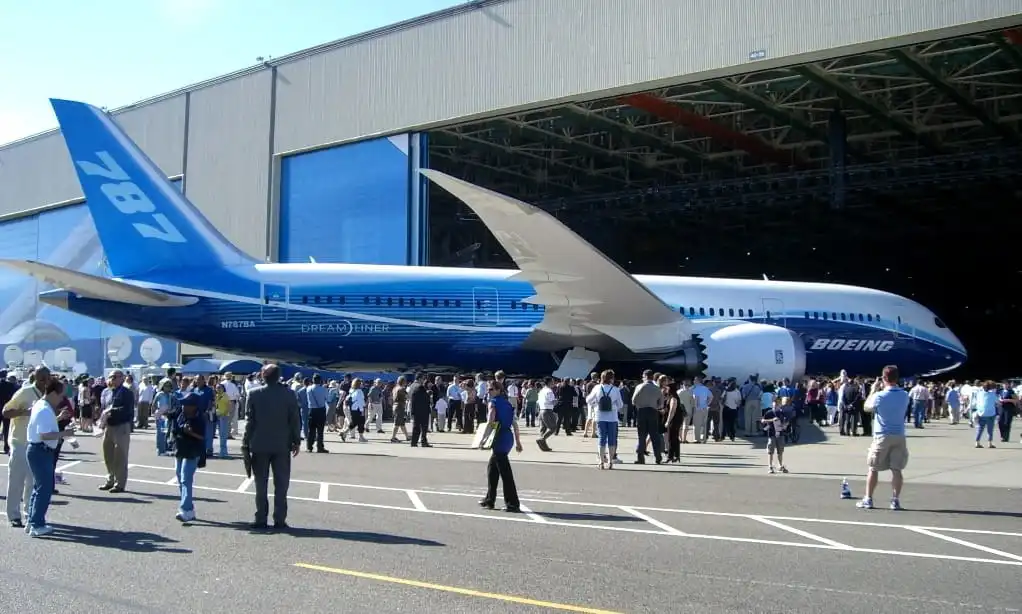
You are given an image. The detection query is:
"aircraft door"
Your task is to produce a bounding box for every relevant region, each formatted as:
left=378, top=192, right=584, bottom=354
left=261, top=283, right=289, bottom=322
left=761, top=298, right=785, bottom=327
left=472, top=287, right=500, bottom=326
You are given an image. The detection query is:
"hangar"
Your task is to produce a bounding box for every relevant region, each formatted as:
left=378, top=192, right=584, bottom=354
left=0, top=0, right=1019, bottom=375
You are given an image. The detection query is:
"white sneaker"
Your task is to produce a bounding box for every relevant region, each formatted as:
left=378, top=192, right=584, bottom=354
left=889, top=498, right=903, bottom=511
left=29, top=525, right=54, bottom=537
left=856, top=497, right=874, bottom=509
left=358, top=436, right=368, bottom=443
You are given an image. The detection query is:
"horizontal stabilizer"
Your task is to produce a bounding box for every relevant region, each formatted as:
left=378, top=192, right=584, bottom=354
left=0, top=260, right=197, bottom=307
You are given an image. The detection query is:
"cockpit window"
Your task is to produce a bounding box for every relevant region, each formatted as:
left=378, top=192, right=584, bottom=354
left=934, top=316, right=947, bottom=329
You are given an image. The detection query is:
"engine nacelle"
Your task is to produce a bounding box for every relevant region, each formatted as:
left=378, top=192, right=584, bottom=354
left=700, top=323, right=806, bottom=382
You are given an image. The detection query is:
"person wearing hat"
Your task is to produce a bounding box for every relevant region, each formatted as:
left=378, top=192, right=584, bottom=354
left=171, top=392, right=206, bottom=522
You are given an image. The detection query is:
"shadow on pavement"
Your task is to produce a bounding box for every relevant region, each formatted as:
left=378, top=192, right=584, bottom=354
left=192, top=519, right=445, bottom=546
left=43, top=524, right=192, bottom=553
left=909, top=508, right=1022, bottom=519
left=539, top=511, right=642, bottom=522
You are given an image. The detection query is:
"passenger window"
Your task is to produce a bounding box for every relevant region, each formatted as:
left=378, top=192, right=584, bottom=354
left=374, top=296, right=381, bottom=306
left=433, top=299, right=439, bottom=308
left=689, top=307, right=695, bottom=316
left=840, top=313, right=845, bottom=321
left=699, top=307, right=705, bottom=316
left=867, top=314, right=872, bottom=322
left=831, top=313, right=837, bottom=320
left=510, top=301, right=517, bottom=310
left=339, top=296, right=345, bottom=305
left=876, top=314, right=880, bottom=322
left=729, top=308, right=735, bottom=317
left=455, top=300, right=462, bottom=308
left=709, top=308, right=715, bottom=316
left=739, top=309, right=744, bottom=317
left=813, top=312, right=819, bottom=319
left=858, top=313, right=863, bottom=322
left=804, top=311, right=809, bottom=319
left=766, top=311, right=772, bottom=318
left=301, top=296, right=308, bottom=305
left=748, top=309, right=754, bottom=317
left=313, top=296, right=320, bottom=304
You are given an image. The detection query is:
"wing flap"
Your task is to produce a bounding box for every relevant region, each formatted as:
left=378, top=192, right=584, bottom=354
left=0, top=260, right=198, bottom=307
left=422, top=170, right=689, bottom=353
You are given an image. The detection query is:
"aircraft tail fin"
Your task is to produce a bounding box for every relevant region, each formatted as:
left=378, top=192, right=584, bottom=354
left=49, top=98, right=255, bottom=279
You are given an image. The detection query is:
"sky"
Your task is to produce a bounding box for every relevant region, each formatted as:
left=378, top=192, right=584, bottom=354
left=0, top=0, right=463, bottom=145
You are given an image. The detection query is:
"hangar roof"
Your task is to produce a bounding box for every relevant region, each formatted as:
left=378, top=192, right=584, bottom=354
left=430, top=32, right=1022, bottom=220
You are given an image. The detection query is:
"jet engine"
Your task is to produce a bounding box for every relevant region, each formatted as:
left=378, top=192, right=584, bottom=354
left=652, top=323, right=806, bottom=382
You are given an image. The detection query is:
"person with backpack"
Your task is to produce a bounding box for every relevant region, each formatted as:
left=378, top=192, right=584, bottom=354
left=585, top=370, right=624, bottom=470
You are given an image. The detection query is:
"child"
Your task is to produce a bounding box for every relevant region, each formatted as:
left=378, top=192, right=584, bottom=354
left=761, top=404, right=789, bottom=474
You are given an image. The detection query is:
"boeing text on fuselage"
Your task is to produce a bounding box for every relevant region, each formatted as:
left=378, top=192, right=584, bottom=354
left=0, top=99, right=967, bottom=381
left=809, top=339, right=895, bottom=352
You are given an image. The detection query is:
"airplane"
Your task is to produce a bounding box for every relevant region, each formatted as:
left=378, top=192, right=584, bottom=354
left=0, top=99, right=966, bottom=381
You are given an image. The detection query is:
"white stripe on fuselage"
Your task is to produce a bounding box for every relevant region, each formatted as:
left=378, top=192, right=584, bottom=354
left=123, top=263, right=960, bottom=353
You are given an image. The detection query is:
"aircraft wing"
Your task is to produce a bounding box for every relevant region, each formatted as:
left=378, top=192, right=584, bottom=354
left=0, top=260, right=198, bottom=307
left=422, top=170, right=689, bottom=353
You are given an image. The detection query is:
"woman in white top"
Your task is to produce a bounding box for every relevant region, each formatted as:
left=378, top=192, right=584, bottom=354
left=342, top=378, right=368, bottom=443
left=25, top=379, right=75, bottom=537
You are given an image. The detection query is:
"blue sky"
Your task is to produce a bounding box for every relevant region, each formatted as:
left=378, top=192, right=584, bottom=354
left=0, top=0, right=462, bottom=145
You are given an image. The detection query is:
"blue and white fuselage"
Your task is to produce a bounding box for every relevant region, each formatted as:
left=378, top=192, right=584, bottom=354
left=5, top=99, right=966, bottom=381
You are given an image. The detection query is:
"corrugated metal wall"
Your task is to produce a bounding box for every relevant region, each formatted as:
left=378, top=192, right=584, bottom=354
left=184, top=71, right=274, bottom=260
left=271, top=0, right=1022, bottom=153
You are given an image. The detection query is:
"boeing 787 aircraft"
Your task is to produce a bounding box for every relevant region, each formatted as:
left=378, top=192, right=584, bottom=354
left=0, top=99, right=966, bottom=380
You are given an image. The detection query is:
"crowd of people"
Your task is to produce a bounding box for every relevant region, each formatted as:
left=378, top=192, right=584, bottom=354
left=2, top=362, right=1019, bottom=535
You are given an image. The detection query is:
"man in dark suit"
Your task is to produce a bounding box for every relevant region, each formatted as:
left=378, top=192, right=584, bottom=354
left=408, top=373, right=432, bottom=448
left=0, top=370, right=17, bottom=455
left=242, top=364, right=301, bottom=530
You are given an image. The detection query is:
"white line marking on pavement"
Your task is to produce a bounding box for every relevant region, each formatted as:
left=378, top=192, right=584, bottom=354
left=906, top=527, right=1022, bottom=562
left=518, top=504, right=548, bottom=523
left=319, top=483, right=330, bottom=502
left=236, top=477, right=254, bottom=493
left=620, top=506, right=685, bottom=536
left=164, top=476, right=179, bottom=485
left=406, top=490, right=428, bottom=512
left=748, top=515, right=853, bottom=550
left=56, top=461, right=82, bottom=472
left=106, top=463, right=1022, bottom=539
left=18, top=467, right=1022, bottom=567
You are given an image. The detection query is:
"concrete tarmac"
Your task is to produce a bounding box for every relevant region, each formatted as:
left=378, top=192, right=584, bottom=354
left=2, top=420, right=1020, bottom=614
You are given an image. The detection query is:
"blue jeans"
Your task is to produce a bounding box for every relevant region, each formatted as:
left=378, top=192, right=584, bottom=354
left=175, top=456, right=198, bottom=513
left=155, top=417, right=168, bottom=455
left=204, top=416, right=215, bottom=454
left=26, top=443, right=55, bottom=528
left=300, top=406, right=310, bottom=439
left=913, top=400, right=927, bottom=428
left=975, top=415, right=995, bottom=442
left=218, top=415, right=230, bottom=457
left=597, top=421, right=619, bottom=448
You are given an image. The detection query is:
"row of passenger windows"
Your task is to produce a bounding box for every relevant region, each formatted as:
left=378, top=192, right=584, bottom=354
left=680, top=306, right=757, bottom=318
left=292, top=296, right=883, bottom=324
left=295, top=295, right=546, bottom=312
left=806, top=311, right=881, bottom=323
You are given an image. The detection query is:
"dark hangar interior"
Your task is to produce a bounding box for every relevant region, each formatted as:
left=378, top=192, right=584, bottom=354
left=426, top=30, right=1022, bottom=377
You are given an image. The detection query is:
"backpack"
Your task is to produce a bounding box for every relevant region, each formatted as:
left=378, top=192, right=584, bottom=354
left=598, top=386, right=614, bottom=413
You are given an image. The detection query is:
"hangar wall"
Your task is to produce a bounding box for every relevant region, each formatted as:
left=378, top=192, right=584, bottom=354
left=0, top=180, right=183, bottom=376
